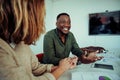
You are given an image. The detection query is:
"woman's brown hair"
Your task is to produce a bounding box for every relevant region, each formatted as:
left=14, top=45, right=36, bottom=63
left=0, top=0, right=45, bottom=45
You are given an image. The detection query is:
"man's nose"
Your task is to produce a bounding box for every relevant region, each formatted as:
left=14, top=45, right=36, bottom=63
left=64, top=22, right=70, bottom=27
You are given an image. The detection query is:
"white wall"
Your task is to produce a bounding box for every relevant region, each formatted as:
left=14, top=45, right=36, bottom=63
left=30, top=0, right=120, bottom=54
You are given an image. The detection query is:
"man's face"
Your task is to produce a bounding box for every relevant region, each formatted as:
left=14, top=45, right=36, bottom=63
left=56, top=15, right=71, bottom=34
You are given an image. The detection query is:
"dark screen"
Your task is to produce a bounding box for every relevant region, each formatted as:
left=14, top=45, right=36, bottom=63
left=89, top=10, right=120, bottom=35
left=94, top=63, right=114, bottom=70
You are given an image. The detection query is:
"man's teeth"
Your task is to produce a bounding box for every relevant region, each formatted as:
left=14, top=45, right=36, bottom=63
left=63, top=28, right=68, bottom=30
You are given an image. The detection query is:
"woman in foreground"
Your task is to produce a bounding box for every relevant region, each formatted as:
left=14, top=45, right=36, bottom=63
left=0, top=0, right=77, bottom=80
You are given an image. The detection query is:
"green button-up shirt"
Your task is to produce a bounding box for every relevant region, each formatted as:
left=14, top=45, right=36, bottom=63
left=42, top=29, right=83, bottom=65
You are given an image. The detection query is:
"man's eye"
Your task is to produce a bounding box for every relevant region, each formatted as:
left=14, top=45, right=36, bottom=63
left=59, top=21, right=71, bottom=25
left=59, top=21, right=65, bottom=24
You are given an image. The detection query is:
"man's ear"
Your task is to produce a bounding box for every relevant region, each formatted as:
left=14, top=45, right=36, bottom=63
left=56, top=21, right=58, bottom=26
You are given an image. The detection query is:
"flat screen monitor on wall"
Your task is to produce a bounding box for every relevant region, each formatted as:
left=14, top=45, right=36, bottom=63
left=89, top=10, right=120, bottom=35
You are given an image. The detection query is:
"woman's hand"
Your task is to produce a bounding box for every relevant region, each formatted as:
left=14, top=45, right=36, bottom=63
left=58, top=58, right=72, bottom=71
left=69, top=56, right=78, bottom=69
left=51, top=57, right=78, bottom=79
left=58, top=57, right=78, bottom=71
left=51, top=66, right=58, bottom=72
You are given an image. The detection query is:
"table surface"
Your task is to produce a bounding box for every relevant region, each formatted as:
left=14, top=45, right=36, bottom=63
left=58, top=53, right=120, bottom=80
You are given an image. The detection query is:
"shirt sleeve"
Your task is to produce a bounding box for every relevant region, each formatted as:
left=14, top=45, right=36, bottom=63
left=31, top=53, right=54, bottom=75
left=43, top=34, right=61, bottom=65
left=71, top=33, right=84, bottom=57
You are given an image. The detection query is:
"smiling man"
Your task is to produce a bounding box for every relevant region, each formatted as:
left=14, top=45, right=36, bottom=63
left=42, top=13, right=103, bottom=66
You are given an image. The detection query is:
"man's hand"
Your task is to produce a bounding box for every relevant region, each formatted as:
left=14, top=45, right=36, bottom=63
left=81, top=51, right=103, bottom=64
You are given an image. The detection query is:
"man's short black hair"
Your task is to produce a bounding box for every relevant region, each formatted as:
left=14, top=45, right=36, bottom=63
left=56, top=13, right=70, bottom=20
